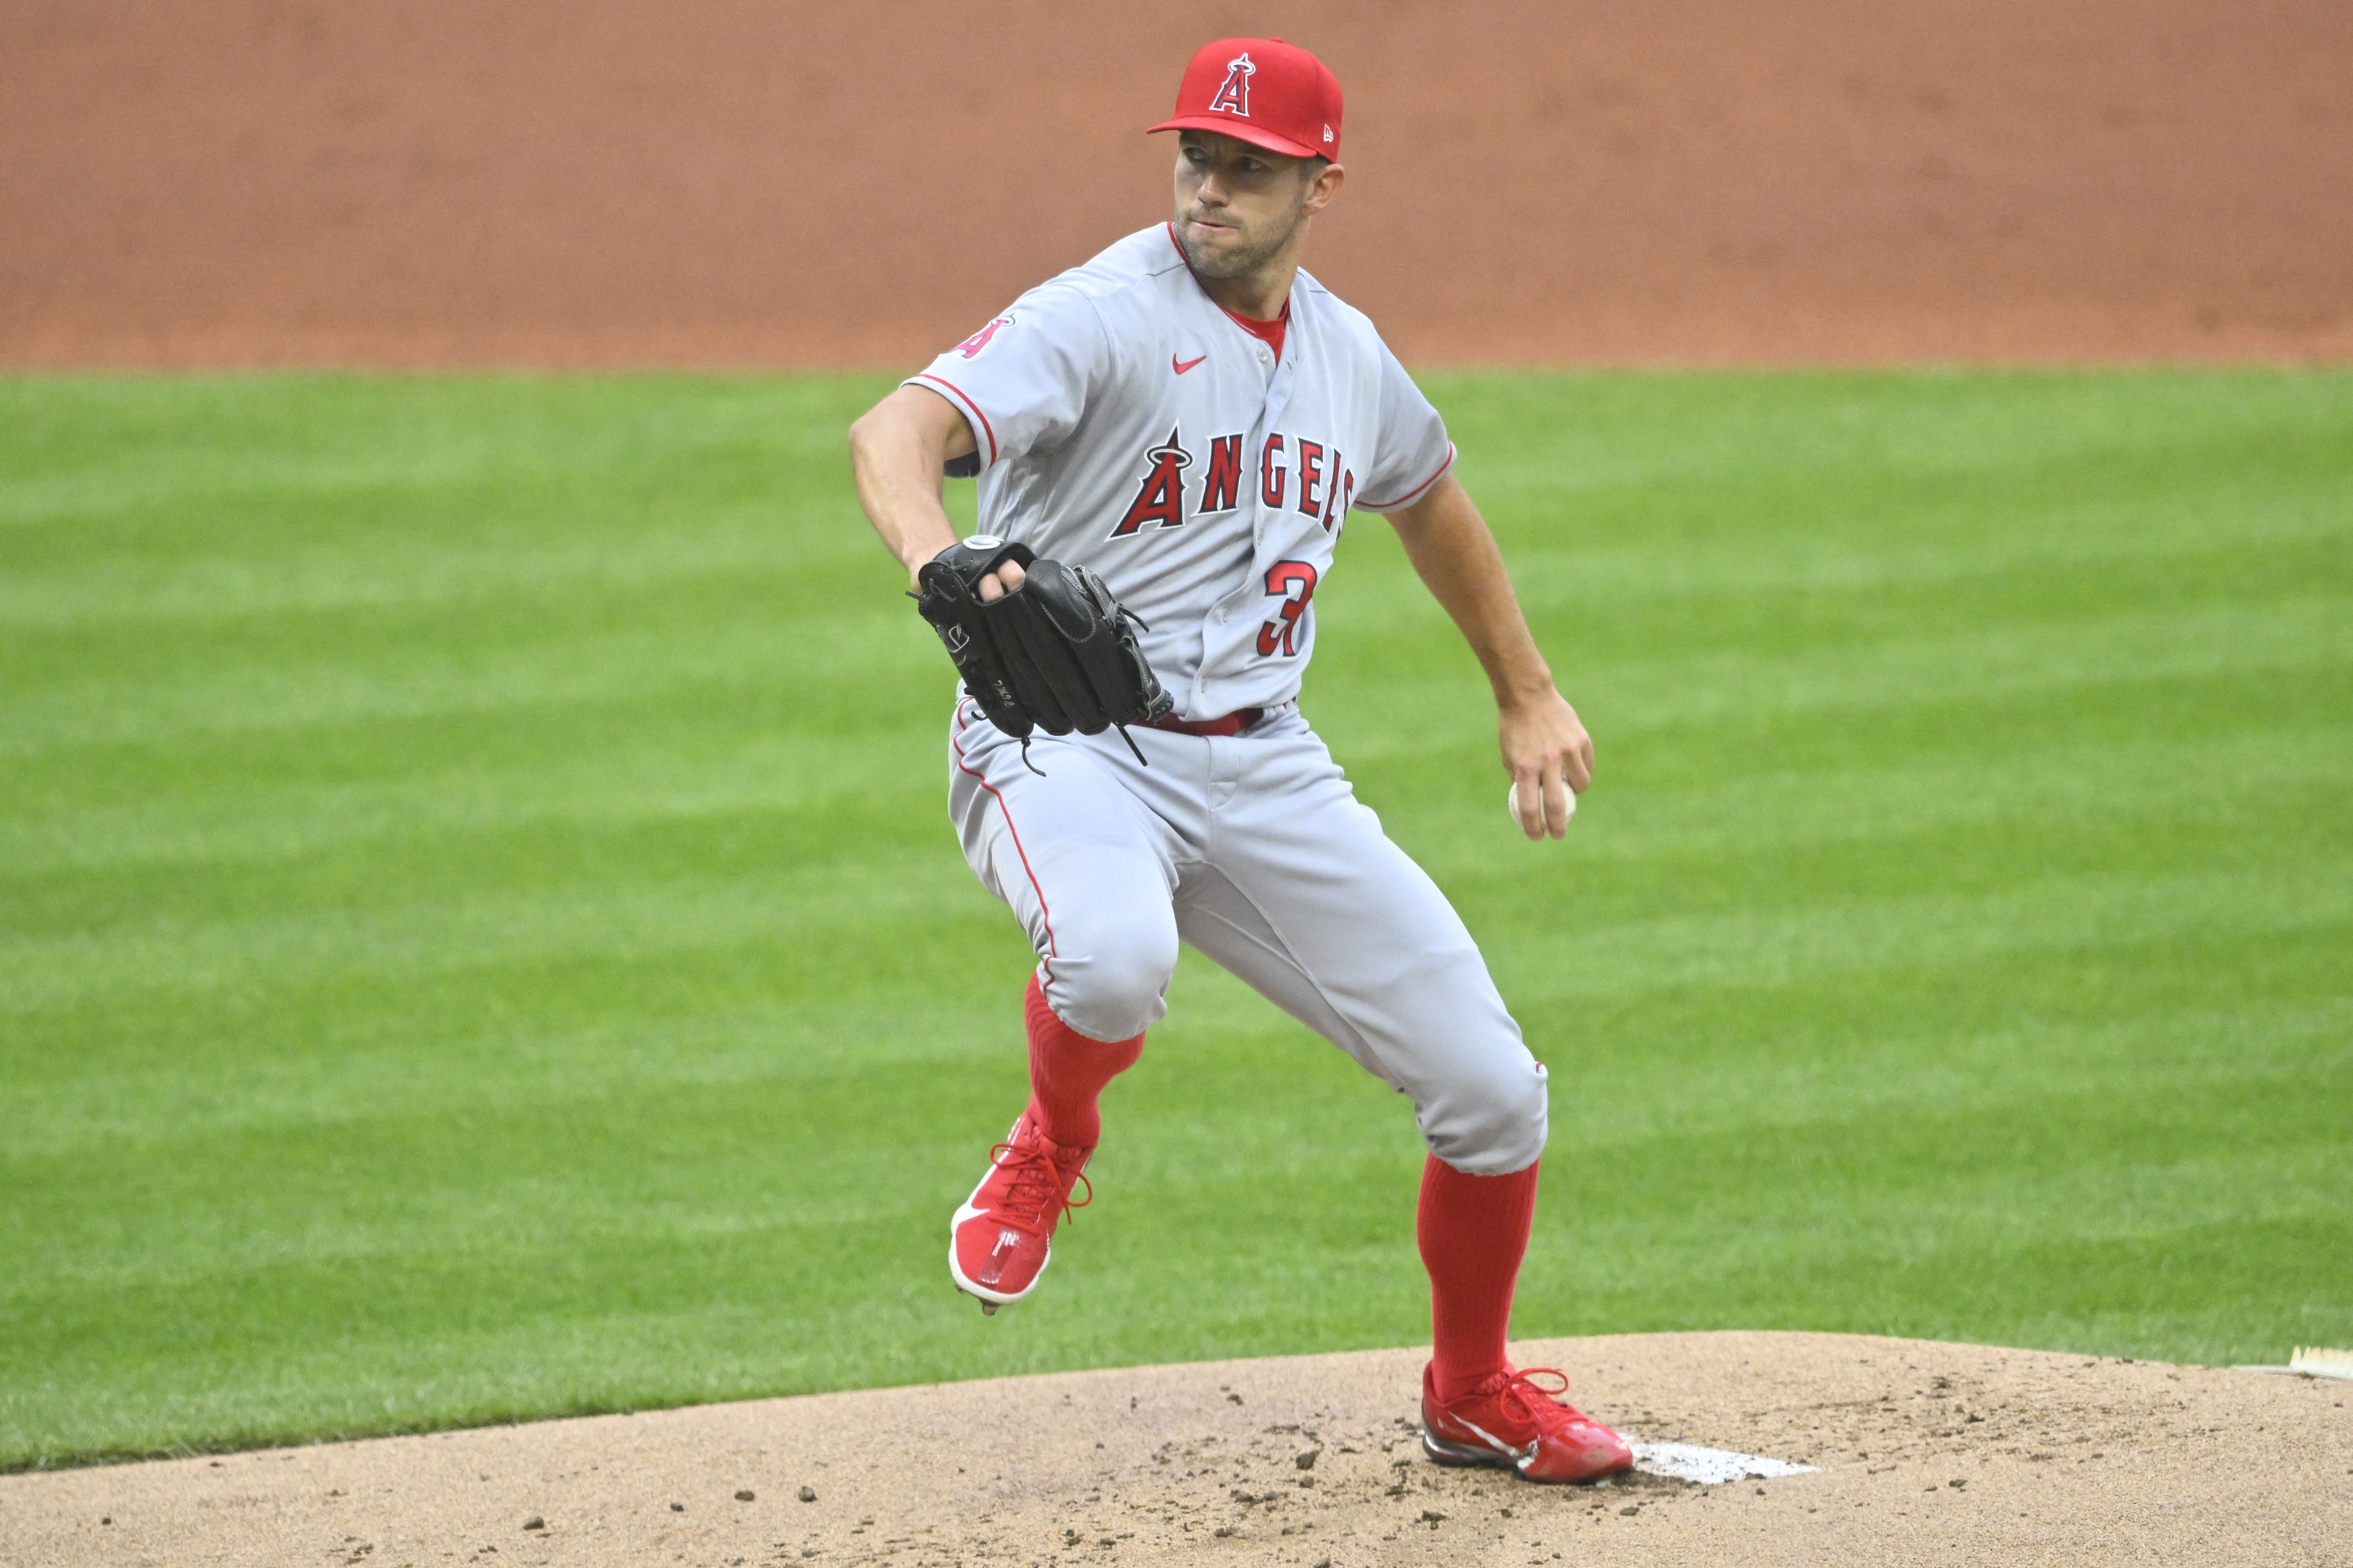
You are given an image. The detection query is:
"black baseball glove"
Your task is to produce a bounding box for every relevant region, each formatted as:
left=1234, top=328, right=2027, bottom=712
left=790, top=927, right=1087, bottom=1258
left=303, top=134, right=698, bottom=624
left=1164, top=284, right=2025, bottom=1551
left=915, top=537, right=1173, bottom=768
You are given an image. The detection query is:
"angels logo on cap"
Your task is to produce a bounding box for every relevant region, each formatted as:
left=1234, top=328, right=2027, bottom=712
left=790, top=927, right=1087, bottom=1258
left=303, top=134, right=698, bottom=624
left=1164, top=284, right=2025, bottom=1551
left=1148, top=37, right=1344, bottom=162
left=1207, top=52, right=1255, bottom=118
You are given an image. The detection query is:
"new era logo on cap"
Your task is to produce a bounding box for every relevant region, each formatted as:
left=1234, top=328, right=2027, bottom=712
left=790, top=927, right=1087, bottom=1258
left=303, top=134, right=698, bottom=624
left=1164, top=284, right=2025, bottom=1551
left=1148, top=37, right=1344, bottom=162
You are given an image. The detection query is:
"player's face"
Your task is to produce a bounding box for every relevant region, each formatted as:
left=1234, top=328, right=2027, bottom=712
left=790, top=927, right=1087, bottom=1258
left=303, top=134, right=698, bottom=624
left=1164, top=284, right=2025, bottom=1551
left=1173, top=132, right=1327, bottom=280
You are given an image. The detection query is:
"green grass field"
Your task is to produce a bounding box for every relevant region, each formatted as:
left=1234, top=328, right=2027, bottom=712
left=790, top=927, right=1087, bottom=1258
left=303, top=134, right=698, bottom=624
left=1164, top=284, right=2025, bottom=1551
left=2, top=370, right=2348, bottom=1470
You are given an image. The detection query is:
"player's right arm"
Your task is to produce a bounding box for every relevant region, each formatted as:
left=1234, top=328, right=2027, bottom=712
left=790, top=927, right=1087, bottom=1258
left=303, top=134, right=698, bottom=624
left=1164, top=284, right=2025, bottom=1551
left=851, top=385, right=1011, bottom=593
left=856, top=291, right=1108, bottom=598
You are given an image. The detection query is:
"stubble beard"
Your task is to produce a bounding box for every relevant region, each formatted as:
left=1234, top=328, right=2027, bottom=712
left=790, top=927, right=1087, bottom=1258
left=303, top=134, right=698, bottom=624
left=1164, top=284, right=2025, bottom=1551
left=1176, top=197, right=1306, bottom=280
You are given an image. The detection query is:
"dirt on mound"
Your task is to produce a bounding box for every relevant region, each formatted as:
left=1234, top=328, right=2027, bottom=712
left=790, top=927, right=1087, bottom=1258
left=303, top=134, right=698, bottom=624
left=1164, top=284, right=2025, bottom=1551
left=3, top=1332, right=2345, bottom=1567
left=3, top=2, right=2349, bottom=368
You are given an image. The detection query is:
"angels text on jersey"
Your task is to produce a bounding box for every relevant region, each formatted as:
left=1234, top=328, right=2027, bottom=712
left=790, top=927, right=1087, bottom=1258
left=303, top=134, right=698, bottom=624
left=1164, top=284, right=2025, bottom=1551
left=1111, top=426, right=1355, bottom=539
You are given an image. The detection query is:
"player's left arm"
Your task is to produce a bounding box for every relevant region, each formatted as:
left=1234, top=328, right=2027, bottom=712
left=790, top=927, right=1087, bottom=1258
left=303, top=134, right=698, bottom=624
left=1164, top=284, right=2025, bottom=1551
left=1384, top=473, right=1590, bottom=840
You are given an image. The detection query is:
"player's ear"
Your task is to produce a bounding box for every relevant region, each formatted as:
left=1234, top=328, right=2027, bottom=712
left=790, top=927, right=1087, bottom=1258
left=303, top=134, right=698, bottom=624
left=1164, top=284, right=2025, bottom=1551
left=1302, top=159, right=1345, bottom=216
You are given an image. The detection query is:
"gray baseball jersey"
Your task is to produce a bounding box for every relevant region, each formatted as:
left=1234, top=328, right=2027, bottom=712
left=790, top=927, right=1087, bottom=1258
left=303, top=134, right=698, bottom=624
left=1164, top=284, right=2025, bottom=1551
left=908, top=223, right=1457, bottom=722
left=913, top=223, right=1544, bottom=1175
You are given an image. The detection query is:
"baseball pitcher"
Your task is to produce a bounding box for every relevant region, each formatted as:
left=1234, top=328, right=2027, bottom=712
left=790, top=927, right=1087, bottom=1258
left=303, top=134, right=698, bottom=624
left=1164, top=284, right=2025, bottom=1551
left=849, top=37, right=1631, bottom=1483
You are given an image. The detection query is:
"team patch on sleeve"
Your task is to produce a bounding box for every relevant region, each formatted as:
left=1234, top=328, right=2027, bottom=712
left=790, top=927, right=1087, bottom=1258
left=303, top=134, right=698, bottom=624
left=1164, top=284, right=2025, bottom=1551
left=953, top=314, right=1016, bottom=358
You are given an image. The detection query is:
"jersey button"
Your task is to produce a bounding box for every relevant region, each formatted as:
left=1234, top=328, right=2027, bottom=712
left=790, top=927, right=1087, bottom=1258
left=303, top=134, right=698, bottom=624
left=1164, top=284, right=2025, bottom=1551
left=1257, top=348, right=1271, bottom=365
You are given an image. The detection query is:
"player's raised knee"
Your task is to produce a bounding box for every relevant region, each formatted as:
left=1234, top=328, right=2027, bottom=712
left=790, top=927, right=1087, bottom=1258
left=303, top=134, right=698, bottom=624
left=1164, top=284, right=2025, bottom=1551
left=1039, top=912, right=1178, bottom=1043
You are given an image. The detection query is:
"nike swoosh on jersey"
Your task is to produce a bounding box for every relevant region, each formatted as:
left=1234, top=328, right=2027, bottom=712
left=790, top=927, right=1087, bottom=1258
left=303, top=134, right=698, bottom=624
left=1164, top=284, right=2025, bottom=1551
left=1173, top=353, right=1208, bottom=374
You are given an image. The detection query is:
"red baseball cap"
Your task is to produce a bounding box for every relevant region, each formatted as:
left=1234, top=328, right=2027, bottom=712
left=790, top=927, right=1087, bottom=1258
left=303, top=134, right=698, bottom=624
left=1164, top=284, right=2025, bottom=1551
left=1148, top=38, right=1342, bottom=162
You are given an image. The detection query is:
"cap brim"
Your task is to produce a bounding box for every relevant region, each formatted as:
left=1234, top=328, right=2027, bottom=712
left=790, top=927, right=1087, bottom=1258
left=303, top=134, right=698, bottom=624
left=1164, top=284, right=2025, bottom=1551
left=1147, top=115, right=1323, bottom=160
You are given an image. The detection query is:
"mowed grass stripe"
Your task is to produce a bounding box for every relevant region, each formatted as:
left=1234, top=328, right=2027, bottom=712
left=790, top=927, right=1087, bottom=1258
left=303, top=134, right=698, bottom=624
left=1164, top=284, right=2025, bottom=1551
left=7, top=853, right=2340, bottom=1154
left=5, top=838, right=2341, bottom=1017
left=0, top=370, right=2345, bottom=1467
left=11, top=495, right=2341, bottom=753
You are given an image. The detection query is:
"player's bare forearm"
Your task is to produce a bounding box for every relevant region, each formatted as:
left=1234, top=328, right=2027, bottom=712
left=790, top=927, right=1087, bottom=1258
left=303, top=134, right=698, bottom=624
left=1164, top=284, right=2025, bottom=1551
left=1386, top=476, right=1551, bottom=706
left=1387, top=474, right=1592, bottom=837
left=848, top=385, right=982, bottom=589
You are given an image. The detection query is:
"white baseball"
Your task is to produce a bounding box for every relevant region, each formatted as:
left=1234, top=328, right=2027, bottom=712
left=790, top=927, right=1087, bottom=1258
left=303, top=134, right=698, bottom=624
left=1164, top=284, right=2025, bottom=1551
left=1510, top=780, right=1576, bottom=832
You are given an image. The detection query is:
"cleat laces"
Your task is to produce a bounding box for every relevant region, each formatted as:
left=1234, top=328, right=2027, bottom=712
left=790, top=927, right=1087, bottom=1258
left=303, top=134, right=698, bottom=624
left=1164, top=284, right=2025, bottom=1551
left=988, top=1137, right=1092, bottom=1236
left=1481, top=1367, right=1589, bottom=1434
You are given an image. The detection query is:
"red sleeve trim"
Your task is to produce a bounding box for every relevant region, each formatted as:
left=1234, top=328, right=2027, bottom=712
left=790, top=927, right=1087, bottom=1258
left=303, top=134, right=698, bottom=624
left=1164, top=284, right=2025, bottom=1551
left=909, top=373, right=998, bottom=466
left=1357, top=443, right=1456, bottom=511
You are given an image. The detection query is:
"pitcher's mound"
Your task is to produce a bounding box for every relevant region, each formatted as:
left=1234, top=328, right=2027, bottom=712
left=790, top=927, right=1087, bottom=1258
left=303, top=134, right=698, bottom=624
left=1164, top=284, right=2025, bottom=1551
left=4, top=1332, right=2346, bottom=1566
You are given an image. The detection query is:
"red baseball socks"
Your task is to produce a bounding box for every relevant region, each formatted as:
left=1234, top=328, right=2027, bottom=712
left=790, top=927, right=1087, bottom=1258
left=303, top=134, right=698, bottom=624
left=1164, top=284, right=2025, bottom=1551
left=1020, top=972, right=1541, bottom=1402
left=1418, top=1152, right=1541, bottom=1402
left=1023, top=972, right=1144, bottom=1152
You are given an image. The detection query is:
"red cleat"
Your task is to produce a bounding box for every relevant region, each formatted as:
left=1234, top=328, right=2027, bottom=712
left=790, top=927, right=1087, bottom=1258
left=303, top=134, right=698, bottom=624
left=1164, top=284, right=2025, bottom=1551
left=949, top=1112, right=1092, bottom=1314
left=1421, top=1364, right=1635, bottom=1483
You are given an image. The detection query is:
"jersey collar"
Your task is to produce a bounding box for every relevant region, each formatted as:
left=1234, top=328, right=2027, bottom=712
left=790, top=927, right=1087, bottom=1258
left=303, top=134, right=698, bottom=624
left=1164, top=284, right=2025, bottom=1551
left=1163, top=219, right=1297, bottom=343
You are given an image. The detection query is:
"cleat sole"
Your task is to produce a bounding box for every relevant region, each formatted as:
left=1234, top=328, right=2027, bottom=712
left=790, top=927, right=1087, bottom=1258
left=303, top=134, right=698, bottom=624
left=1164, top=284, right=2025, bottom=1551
left=1422, top=1430, right=1512, bottom=1470
left=1421, top=1427, right=1628, bottom=1485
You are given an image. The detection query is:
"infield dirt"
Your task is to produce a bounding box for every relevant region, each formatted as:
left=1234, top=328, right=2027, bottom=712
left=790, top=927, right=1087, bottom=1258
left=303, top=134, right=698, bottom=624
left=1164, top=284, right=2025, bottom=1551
left=4, top=1, right=2349, bottom=368
left=5, top=1333, right=2346, bottom=1567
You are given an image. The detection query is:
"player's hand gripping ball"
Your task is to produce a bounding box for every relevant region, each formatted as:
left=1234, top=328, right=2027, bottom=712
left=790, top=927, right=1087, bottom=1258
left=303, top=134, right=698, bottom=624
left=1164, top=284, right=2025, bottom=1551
left=1510, top=779, right=1577, bottom=834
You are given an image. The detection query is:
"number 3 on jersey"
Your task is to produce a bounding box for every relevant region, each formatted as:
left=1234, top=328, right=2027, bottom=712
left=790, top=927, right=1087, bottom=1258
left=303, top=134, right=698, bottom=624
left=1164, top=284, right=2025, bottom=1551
left=1257, top=561, right=1318, bottom=657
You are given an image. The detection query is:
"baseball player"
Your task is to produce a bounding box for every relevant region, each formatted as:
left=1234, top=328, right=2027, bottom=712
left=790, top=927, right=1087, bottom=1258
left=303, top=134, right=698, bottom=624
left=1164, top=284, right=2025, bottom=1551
left=849, top=38, right=1632, bottom=1483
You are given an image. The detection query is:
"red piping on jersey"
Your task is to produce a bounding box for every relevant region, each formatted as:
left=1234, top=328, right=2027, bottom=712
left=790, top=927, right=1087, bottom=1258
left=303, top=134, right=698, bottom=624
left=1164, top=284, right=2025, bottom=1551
left=912, top=373, right=998, bottom=465
left=952, top=700, right=1057, bottom=984
left=1359, top=443, right=1457, bottom=510
left=1166, top=220, right=1291, bottom=362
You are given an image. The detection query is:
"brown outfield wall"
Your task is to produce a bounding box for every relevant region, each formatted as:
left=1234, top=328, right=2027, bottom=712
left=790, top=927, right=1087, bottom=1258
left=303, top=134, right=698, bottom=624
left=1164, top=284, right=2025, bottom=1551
left=2, top=0, right=2349, bottom=369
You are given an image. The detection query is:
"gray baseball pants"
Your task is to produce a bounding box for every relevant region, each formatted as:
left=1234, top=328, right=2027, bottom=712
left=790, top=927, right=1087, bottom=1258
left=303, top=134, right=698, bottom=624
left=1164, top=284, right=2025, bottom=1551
left=947, top=697, right=1547, bottom=1175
